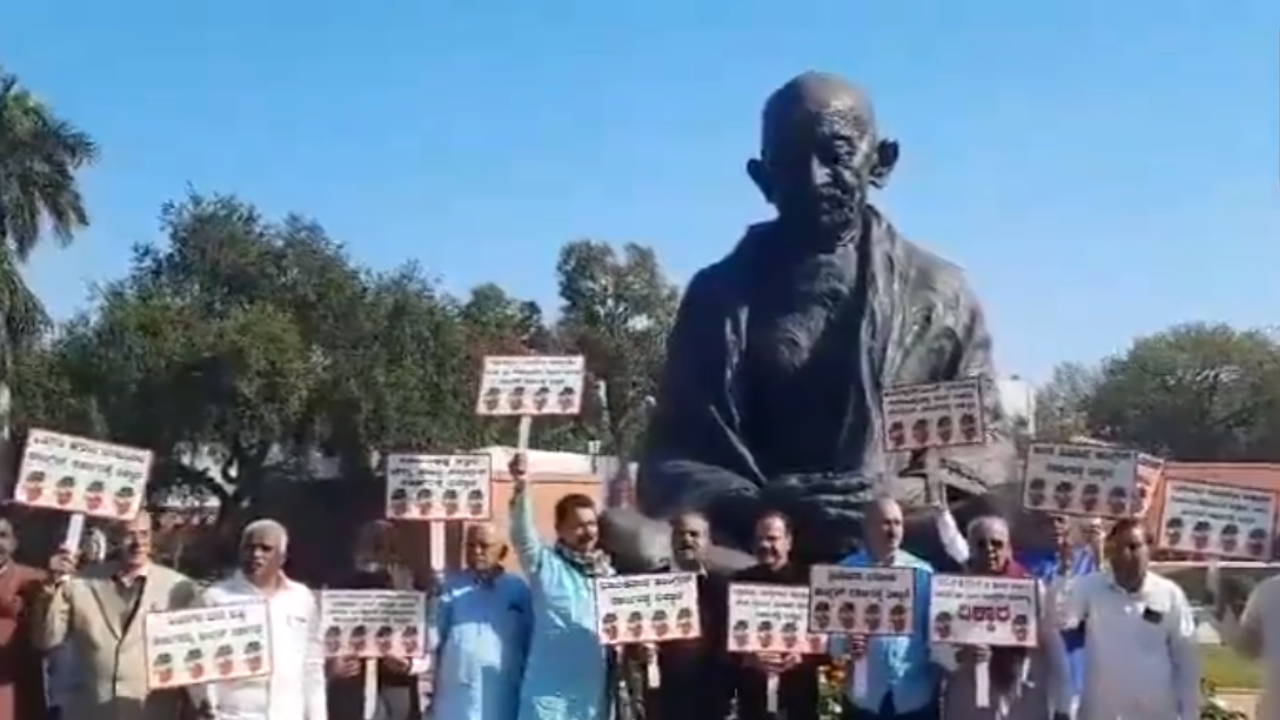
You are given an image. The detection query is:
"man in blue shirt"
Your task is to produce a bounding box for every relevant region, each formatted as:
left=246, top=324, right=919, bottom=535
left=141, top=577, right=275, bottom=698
left=832, top=496, right=939, bottom=720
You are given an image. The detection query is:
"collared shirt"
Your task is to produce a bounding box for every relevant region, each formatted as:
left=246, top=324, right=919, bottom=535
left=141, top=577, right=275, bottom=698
left=432, top=570, right=532, bottom=720
left=189, top=572, right=328, bottom=720
left=1057, top=569, right=1200, bottom=720
left=831, top=548, right=936, bottom=714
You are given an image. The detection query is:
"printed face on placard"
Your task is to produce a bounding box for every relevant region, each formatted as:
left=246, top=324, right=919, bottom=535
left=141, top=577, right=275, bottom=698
left=376, top=626, right=395, bottom=654
left=731, top=620, right=750, bottom=648
left=401, top=625, right=420, bottom=655
left=1012, top=614, right=1029, bottom=642
left=533, top=386, right=551, bottom=412
left=416, top=488, right=435, bottom=515
left=756, top=620, right=774, bottom=649
left=936, top=415, right=954, bottom=444
left=1026, top=478, right=1047, bottom=508
left=54, top=476, right=76, bottom=507
left=911, top=419, right=930, bottom=447
left=508, top=386, right=527, bottom=412
left=244, top=641, right=264, bottom=673
left=813, top=600, right=832, bottom=630
left=1080, top=483, right=1100, bottom=513
left=1106, top=486, right=1129, bottom=516
left=934, top=611, right=953, bottom=640
left=1192, top=521, right=1213, bottom=551
left=676, top=607, right=694, bottom=636
left=85, top=480, right=107, bottom=512
left=887, top=421, right=906, bottom=449
left=482, top=387, right=502, bottom=412
left=389, top=488, right=409, bottom=517
left=1220, top=524, right=1241, bottom=554
left=889, top=603, right=908, bottom=633
left=626, top=611, right=644, bottom=640
left=651, top=610, right=670, bottom=639
left=20, top=471, right=46, bottom=503
left=959, top=412, right=978, bottom=442
left=324, top=626, right=343, bottom=654
left=1164, top=517, right=1184, bottom=546
left=863, top=603, right=883, bottom=632
left=1248, top=528, right=1269, bottom=558
left=442, top=489, right=460, bottom=517
left=348, top=626, right=369, bottom=653
left=466, top=489, right=486, bottom=516
left=557, top=386, right=577, bottom=412
left=836, top=601, right=856, bottom=631
left=602, top=612, right=619, bottom=641
left=1052, top=481, right=1074, bottom=510
left=153, top=652, right=174, bottom=685
left=215, top=644, right=236, bottom=677
left=780, top=621, right=799, bottom=649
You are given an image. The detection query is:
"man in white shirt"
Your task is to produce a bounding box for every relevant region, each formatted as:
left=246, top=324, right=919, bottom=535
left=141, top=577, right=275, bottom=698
left=1215, top=570, right=1278, bottom=718
left=190, top=519, right=327, bottom=720
left=1057, top=517, right=1200, bottom=720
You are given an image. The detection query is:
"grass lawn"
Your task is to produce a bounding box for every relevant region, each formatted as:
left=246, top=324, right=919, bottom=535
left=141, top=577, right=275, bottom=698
left=1202, top=644, right=1263, bottom=690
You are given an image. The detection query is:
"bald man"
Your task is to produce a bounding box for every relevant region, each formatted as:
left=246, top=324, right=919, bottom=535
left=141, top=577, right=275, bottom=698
left=432, top=523, right=531, bottom=720
left=831, top=497, right=939, bottom=720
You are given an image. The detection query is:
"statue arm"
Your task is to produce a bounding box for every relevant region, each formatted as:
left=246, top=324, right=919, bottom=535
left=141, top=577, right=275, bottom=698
left=638, top=267, right=763, bottom=545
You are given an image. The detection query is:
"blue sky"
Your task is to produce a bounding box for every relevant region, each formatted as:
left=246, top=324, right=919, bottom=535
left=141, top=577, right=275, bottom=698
left=3, top=1, right=1277, bottom=383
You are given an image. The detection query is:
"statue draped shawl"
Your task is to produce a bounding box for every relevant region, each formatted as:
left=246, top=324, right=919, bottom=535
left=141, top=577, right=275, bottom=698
left=637, top=208, right=1018, bottom=559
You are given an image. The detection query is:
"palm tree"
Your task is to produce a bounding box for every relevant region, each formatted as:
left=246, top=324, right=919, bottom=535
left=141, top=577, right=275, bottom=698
left=0, top=66, right=98, bottom=443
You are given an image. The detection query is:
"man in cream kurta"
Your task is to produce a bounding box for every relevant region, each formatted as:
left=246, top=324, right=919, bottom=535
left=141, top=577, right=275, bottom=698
left=189, top=519, right=327, bottom=720
left=32, top=512, right=199, bottom=720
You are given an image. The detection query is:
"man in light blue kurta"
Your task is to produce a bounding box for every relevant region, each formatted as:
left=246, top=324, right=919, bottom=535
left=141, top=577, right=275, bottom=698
left=508, top=453, right=613, bottom=720
left=433, top=523, right=532, bottom=720
left=830, top=496, right=940, bottom=719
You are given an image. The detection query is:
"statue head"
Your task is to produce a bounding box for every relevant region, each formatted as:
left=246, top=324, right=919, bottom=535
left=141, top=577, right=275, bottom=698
left=747, top=71, right=900, bottom=247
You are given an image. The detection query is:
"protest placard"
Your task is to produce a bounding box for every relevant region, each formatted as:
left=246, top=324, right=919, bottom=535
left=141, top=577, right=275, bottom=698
left=15, top=429, right=152, bottom=520
left=880, top=379, right=985, bottom=453
left=727, top=583, right=827, bottom=655
left=144, top=602, right=271, bottom=689
left=319, top=590, right=427, bottom=659
left=928, top=575, right=1038, bottom=647
left=594, top=572, right=700, bottom=645
left=1022, top=442, right=1140, bottom=518
left=475, top=355, right=586, bottom=417
left=1157, top=478, right=1278, bottom=559
left=385, top=453, right=493, bottom=521
left=807, top=565, right=916, bottom=636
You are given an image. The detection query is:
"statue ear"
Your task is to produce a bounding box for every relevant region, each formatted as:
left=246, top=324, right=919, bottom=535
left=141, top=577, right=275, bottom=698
left=868, top=139, right=900, bottom=189
left=746, top=158, right=773, bottom=202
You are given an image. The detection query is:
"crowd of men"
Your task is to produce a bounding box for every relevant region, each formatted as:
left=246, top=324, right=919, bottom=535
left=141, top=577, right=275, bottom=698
left=0, top=453, right=1268, bottom=720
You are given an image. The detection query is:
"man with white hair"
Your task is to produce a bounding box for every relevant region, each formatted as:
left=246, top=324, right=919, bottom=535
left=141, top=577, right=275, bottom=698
left=189, top=519, right=327, bottom=720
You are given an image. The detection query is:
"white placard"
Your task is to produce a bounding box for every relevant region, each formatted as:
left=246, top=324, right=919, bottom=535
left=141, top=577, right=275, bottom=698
left=475, top=355, right=586, bottom=416
left=1022, top=442, right=1140, bottom=518
left=1157, top=478, right=1277, bottom=559
left=144, top=602, right=272, bottom=689
left=807, top=565, right=916, bottom=636
left=15, top=429, right=152, bottom=520
left=880, top=379, right=986, bottom=452
left=386, top=453, right=492, bottom=521
left=927, top=575, right=1038, bottom=647
left=319, top=590, right=428, bottom=658
left=727, top=583, right=828, bottom=654
left=594, top=572, right=700, bottom=645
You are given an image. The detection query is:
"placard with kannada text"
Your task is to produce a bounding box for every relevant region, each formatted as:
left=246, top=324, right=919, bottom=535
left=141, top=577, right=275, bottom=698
left=928, top=575, right=1038, bottom=648
left=594, top=572, right=700, bottom=645
left=319, top=590, right=428, bottom=658
left=144, top=602, right=272, bottom=689
left=880, top=380, right=986, bottom=453
left=16, top=429, right=152, bottom=521
left=727, top=583, right=827, bottom=654
left=1022, top=442, right=1139, bottom=518
left=386, top=453, right=492, bottom=521
left=1157, top=478, right=1277, bottom=559
left=475, top=355, right=586, bottom=416
left=807, top=565, right=916, bottom=636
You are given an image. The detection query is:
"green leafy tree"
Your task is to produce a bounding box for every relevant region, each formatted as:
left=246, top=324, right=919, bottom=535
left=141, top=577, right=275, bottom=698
left=554, top=239, right=679, bottom=457
left=1087, top=322, right=1280, bottom=460
left=1034, top=361, right=1102, bottom=441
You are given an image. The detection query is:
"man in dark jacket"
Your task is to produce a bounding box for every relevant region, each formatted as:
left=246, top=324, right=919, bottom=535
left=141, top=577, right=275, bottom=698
left=731, top=512, right=819, bottom=720
left=644, top=511, right=732, bottom=720
left=326, top=520, right=423, bottom=720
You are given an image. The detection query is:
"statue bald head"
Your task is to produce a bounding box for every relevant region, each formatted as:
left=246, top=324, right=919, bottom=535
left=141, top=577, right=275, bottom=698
left=748, top=71, right=900, bottom=246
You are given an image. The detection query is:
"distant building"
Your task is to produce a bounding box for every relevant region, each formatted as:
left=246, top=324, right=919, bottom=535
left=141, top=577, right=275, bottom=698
left=997, top=375, right=1036, bottom=436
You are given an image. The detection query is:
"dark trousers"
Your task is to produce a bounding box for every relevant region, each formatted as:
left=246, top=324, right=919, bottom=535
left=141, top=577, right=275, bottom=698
left=841, top=693, right=939, bottom=720
left=329, top=683, right=418, bottom=720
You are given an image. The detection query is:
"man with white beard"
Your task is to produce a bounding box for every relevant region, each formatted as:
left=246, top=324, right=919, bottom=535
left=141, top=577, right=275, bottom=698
left=189, top=519, right=327, bottom=720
